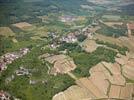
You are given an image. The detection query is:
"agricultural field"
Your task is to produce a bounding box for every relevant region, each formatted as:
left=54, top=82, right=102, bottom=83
left=53, top=57, right=134, bottom=100
left=96, top=22, right=127, bottom=37
left=103, top=22, right=123, bottom=28
left=81, top=39, right=98, bottom=53
left=12, top=22, right=33, bottom=30
left=0, top=0, right=134, bottom=100
left=102, top=15, right=121, bottom=21
left=0, top=27, right=15, bottom=37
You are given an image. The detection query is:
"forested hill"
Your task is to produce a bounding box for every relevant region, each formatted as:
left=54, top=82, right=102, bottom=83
left=0, top=0, right=88, bottom=26
left=0, top=0, right=22, bottom=3
left=121, top=4, right=134, bottom=16
left=0, top=0, right=133, bottom=26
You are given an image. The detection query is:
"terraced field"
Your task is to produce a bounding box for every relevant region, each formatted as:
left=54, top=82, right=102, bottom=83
left=53, top=53, right=134, bottom=100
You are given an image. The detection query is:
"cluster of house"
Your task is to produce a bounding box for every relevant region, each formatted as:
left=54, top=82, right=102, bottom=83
left=47, top=32, right=60, bottom=49
left=29, top=79, right=48, bottom=85
left=60, top=32, right=78, bottom=43
left=47, top=23, right=96, bottom=50
left=0, top=90, right=20, bottom=100
left=60, top=27, right=94, bottom=43
left=48, top=32, right=59, bottom=39
left=5, top=66, right=32, bottom=84
left=15, top=66, right=31, bottom=76
left=59, top=15, right=86, bottom=23
left=0, top=48, right=30, bottom=72
left=82, top=26, right=95, bottom=38
left=127, top=23, right=134, bottom=37
left=59, top=15, right=77, bottom=22
left=48, top=32, right=78, bottom=49
left=0, top=90, right=11, bottom=100
left=5, top=75, right=15, bottom=84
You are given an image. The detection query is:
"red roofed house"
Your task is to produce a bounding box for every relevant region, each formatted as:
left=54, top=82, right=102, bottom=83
left=127, top=23, right=134, bottom=37
left=0, top=90, right=11, bottom=100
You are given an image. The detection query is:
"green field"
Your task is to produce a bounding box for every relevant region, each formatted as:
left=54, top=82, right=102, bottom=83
left=102, top=15, right=121, bottom=21
left=69, top=47, right=117, bottom=77
left=96, top=23, right=127, bottom=37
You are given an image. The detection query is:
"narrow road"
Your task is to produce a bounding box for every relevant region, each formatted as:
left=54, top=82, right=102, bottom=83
left=67, top=72, right=78, bottom=80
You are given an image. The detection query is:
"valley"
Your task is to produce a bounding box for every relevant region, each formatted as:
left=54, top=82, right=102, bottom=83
left=0, top=0, right=134, bottom=100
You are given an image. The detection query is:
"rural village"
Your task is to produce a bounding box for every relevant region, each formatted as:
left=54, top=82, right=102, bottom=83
left=1, top=19, right=134, bottom=100
left=0, top=0, right=134, bottom=100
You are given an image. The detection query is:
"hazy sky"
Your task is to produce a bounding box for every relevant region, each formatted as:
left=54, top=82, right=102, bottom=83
left=24, top=0, right=44, bottom=2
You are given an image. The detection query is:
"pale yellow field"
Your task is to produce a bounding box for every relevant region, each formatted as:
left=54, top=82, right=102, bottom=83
left=81, top=39, right=98, bottom=53
left=53, top=55, right=134, bottom=100
left=0, top=27, right=15, bottom=37
left=44, top=54, right=76, bottom=75
left=33, top=27, right=48, bottom=37
left=103, top=22, right=123, bottom=27
left=12, top=22, right=32, bottom=30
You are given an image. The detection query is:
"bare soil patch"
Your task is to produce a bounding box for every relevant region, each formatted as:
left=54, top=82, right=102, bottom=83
left=44, top=54, right=76, bottom=75
left=0, top=27, right=15, bottom=37
left=12, top=22, right=32, bottom=30
left=81, top=39, right=98, bottom=53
